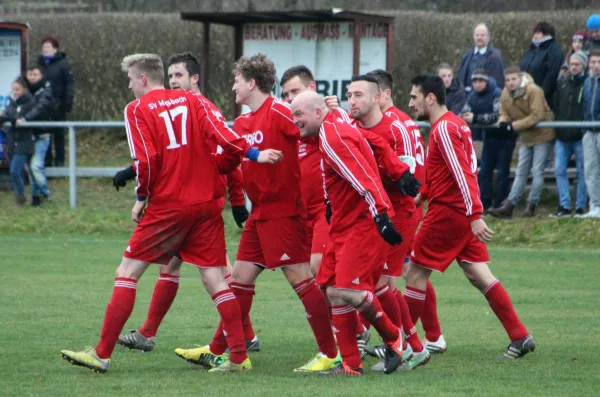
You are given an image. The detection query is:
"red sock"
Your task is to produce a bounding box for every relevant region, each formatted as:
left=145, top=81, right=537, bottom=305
left=243, top=316, right=255, bottom=341
left=375, top=285, right=402, bottom=327
left=209, top=282, right=255, bottom=355
left=294, top=278, right=338, bottom=359
left=225, top=275, right=256, bottom=341
left=355, top=313, right=366, bottom=334
left=483, top=280, right=528, bottom=341
left=421, top=279, right=442, bottom=342
left=212, top=289, right=247, bottom=364
left=404, top=285, right=426, bottom=324
left=138, top=273, right=179, bottom=338
left=332, top=305, right=361, bottom=368
left=394, top=289, right=424, bottom=352
left=95, top=277, right=137, bottom=359
left=357, top=291, right=399, bottom=344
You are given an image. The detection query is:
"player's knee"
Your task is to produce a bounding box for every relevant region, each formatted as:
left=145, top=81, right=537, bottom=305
left=162, top=257, right=182, bottom=276
left=338, top=289, right=366, bottom=308
left=116, top=257, right=148, bottom=280
left=283, top=263, right=312, bottom=286
left=460, top=261, right=492, bottom=291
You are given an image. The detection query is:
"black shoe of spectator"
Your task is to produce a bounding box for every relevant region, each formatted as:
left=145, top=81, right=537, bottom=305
left=549, top=206, right=571, bottom=218
left=32, top=196, right=42, bottom=207
left=575, top=208, right=584, bottom=216
left=488, top=200, right=514, bottom=219
left=15, top=195, right=26, bottom=205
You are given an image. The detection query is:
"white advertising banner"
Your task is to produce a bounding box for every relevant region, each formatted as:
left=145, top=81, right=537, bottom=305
left=243, top=21, right=388, bottom=108
left=0, top=31, right=22, bottom=112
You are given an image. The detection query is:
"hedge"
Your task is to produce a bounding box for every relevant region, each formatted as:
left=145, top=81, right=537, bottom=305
left=20, top=10, right=592, bottom=120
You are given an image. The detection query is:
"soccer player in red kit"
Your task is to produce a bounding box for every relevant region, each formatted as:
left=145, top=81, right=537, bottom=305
left=279, top=65, right=339, bottom=277
left=291, top=90, right=407, bottom=376
left=347, top=75, right=430, bottom=371
left=405, top=73, right=535, bottom=359
left=368, top=69, right=446, bottom=354
left=113, top=52, right=260, bottom=354
left=175, top=54, right=340, bottom=373
left=60, top=54, right=282, bottom=373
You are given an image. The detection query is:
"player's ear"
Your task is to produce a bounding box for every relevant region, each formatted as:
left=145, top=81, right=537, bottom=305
left=309, top=81, right=317, bottom=91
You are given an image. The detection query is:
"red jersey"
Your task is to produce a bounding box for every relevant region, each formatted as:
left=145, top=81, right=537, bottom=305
left=319, top=113, right=393, bottom=234
left=353, top=114, right=416, bottom=211
left=299, top=108, right=354, bottom=220
left=124, top=89, right=249, bottom=207
left=385, top=106, right=426, bottom=187
left=424, top=111, right=483, bottom=219
left=234, top=96, right=302, bottom=220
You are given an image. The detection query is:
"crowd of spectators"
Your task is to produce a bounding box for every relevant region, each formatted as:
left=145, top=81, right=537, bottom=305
left=441, top=14, right=600, bottom=218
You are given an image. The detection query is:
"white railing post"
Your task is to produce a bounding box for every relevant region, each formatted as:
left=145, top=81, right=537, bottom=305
left=68, top=126, right=76, bottom=209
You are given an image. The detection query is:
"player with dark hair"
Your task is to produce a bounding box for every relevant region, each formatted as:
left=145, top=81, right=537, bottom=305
left=291, top=90, right=407, bottom=375
left=346, top=75, right=430, bottom=371
left=113, top=52, right=260, bottom=355
left=405, top=73, right=535, bottom=359
left=60, top=53, right=283, bottom=373
left=175, top=54, right=341, bottom=373
left=368, top=68, right=446, bottom=354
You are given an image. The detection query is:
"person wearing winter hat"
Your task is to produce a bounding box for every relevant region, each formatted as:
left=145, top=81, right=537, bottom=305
left=560, top=30, right=588, bottom=79
left=520, top=21, right=563, bottom=109
left=585, top=14, right=600, bottom=53
left=551, top=51, right=588, bottom=218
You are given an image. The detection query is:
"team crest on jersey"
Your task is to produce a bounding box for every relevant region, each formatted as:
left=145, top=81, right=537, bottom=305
left=461, top=126, right=471, bottom=133
left=212, top=109, right=224, bottom=122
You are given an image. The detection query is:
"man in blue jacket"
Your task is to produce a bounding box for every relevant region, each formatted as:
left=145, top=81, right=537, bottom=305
left=579, top=49, right=600, bottom=218
left=457, top=23, right=505, bottom=93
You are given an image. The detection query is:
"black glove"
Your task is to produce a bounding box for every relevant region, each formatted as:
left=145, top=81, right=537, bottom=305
left=232, top=205, right=249, bottom=228
left=325, top=200, right=332, bottom=224
left=113, top=165, right=136, bottom=191
left=397, top=171, right=421, bottom=198
left=374, top=213, right=403, bottom=245
left=498, top=121, right=513, bottom=133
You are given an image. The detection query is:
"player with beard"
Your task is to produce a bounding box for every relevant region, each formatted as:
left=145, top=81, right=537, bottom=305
left=368, top=69, right=446, bottom=354
left=346, top=75, right=430, bottom=371
left=405, top=73, right=535, bottom=359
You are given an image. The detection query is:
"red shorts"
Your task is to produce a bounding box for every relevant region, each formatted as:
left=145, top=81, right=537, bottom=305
left=409, top=204, right=489, bottom=273
left=124, top=201, right=226, bottom=268
left=383, top=207, right=419, bottom=278
left=316, top=219, right=388, bottom=291
left=306, top=209, right=329, bottom=255
left=236, top=215, right=310, bottom=269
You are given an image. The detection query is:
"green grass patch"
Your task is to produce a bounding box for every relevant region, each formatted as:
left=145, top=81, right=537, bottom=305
left=1, top=178, right=599, bottom=248
left=1, top=236, right=599, bottom=396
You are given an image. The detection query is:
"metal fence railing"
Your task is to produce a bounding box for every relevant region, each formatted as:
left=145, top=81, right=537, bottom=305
left=9, top=120, right=600, bottom=209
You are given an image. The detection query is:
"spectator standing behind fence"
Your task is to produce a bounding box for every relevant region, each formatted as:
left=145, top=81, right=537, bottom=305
left=488, top=68, right=555, bottom=219
left=578, top=49, right=600, bottom=219
left=520, top=22, right=563, bottom=110
left=0, top=77, right=36, bottom=205
left=38, top=35, right=74, bottom=167
left=457, top=23, right=505, bottom=93
left=585, top=15, right=600, bottom=53
left=559, top=31, right=587, bottom=80
left=438, top=63, right=466, bottom=115
left=550, top=52, right=588, bottom=218
left=24, top=64, right=55, bottom=206
left=460, top=69, right=509, bottom=212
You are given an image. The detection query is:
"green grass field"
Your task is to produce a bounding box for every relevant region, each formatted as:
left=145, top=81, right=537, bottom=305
left=1, top=179, right=600, bottom=396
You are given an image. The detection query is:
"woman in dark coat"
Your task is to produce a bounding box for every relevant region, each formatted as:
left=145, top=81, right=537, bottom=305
left=520, top=21, right=563, bottom=109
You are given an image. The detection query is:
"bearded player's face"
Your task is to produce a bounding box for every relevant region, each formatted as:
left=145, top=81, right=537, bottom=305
left=409, top=85, right=429, bottom=121
left=347, top=81, right=376, bottom=120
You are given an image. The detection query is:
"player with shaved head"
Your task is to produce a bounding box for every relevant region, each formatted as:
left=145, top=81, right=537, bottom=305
left=291, top=90, right=407, bottom=375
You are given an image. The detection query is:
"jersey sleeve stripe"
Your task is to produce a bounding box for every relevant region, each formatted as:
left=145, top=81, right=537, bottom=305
left=130, top=100, right=151, bottom=198
left=337, top=108, right=352, bottom=123
left=271, top=101, right=295, bottom=124
left=320, top=129, right=379, bottom=217
left=124, top=101, right=138, bottom=158
left=320, top=123, right=390, bottom=217
left=438, top=121, right=473, bottom=216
